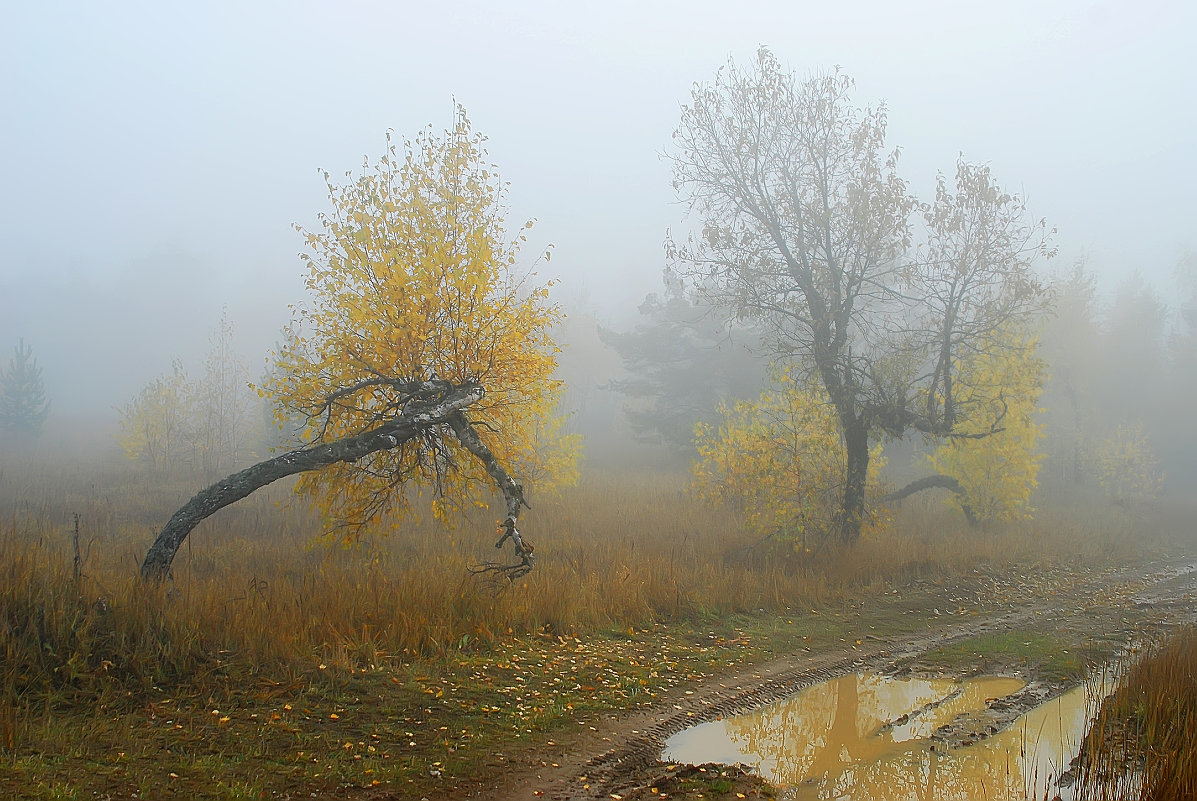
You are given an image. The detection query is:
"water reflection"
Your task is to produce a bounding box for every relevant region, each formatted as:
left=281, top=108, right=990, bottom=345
left=662, top=673, right=1094, bottom=800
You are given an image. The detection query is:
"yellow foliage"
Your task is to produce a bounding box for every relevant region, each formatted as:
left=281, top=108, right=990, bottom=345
left=117, top=315, right=259, bottom=474
left=116, top=362, right=191, bottom=469
left=927, top=327, right=1045, bottom=522
left=265, top=109, right=578, bottom=539
left=693, top=367, right=886, bottom=549
left=1094, top=422, right=1165, bottom=505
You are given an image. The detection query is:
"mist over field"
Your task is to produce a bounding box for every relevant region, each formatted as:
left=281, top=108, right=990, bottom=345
left=2, top=1, right=1195, bottom=423
left=2, top=4, right=1197, bottom=799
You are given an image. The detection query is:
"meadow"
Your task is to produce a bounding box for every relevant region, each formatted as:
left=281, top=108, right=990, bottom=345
left=0, top=451, right=1188, bottom=798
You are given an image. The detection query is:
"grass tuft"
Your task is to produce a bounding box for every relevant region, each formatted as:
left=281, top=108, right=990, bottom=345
left=1076, top=625, right=1197, bottom=800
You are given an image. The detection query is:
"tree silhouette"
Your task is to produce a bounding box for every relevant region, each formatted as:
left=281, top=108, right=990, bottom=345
left=0, top=338, right=50, bottom=443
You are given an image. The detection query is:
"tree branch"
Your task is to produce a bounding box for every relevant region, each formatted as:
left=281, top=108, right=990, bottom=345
left=445, top=411, right=535, bottom=582
left=878, top=473, right=965, bottom=504
left=878, top=473, right=978, bottom=525
left=140, top=381, right=483, bottom=581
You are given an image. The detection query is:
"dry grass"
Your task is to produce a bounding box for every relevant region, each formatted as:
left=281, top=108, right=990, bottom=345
left=1076, top=625, right=1197, bottom=800
left=0, top=452, right=1183, bottom=799
left=0, top=454, right=1152, bottom=706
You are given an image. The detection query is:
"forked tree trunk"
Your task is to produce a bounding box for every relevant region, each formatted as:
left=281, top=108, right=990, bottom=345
left=140, top=383, right=485, bottom=581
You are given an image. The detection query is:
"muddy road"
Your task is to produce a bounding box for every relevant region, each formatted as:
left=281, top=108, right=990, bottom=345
left=421, top=556, right=1197, bottom=801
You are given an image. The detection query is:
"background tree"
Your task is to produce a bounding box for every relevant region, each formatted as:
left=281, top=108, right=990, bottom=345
left=926, top=326, right=1045, bottom=522
left=1038, top=262, right=1102, bottom=485
left=1166, top=253, right=1197, bottom=484
left=1094, top=422, right=1165, bottom=506
left=117, top=312, right=257, bottom=474
left=0, top=338, right=51, bottom=443
left=670, top=49, right=1051, bottom=542
left=1096, top=275, right=1169, bottom=431
left=693, top=366, right=886, bottom=551
left=255, top=340, right=308, bottom=456
left=142, top=110, right=576, bottom=579
left=117, top=360, right=191, bottom=469
left=190, top=308, right=255, bottom=474
left=600, top=269, right=767, bottom=451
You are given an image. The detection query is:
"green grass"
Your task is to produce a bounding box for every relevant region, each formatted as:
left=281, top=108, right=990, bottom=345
left=915, top=631, right=1089, bottom=681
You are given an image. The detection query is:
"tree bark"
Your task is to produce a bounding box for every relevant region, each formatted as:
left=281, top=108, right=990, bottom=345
left=140, top=382, right=483, bottom=581
left=878, top=473, right=978, bottom=525
left=878, top=473, right=965, bottom=504
left=838, top=417, right=870, bottom=544
left=446, top=411, right=535, bottom=579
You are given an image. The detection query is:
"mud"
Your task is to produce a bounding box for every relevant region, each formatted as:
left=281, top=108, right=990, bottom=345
left=421, top=557, right=1197, bottom=800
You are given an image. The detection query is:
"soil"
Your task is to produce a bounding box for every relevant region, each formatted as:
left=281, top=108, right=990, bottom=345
left=407, top=557, right=1197, bottom=801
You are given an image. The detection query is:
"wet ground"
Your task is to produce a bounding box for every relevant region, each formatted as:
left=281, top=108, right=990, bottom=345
left=663, top=672, right=1095, bottom=800
left=420, top=557, right=1197, bottom=800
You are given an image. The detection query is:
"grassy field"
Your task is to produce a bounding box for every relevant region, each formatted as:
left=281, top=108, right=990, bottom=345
left=0, top=453, right=1186, bottom=799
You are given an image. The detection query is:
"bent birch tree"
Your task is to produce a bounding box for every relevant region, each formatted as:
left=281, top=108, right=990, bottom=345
left=142, top=110, right=576, bottom=580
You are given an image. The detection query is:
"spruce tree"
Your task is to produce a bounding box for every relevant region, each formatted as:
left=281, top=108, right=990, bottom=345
left=0, top=339, right=51, bottom=441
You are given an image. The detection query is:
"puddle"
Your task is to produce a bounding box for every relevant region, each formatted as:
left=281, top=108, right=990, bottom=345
left=663, top=672, right=1097, bottom=800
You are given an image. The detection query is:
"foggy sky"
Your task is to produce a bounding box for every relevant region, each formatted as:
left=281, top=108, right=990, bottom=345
left=2, top=0, right=1194, bottom=417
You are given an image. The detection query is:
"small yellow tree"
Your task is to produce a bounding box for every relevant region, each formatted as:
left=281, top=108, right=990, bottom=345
left=267, top=110, right=577, bottom=537
left=142, top=110, right=577, bottom=579
left=117, top=361, right=192, bottom=469
left=117, top=313, right=258, bottom=474
left=1094, top=422, right=1164, bottom=505
left=927, top=327, right=1045, bottom=522
left=694, top=368, right=885, bottom=551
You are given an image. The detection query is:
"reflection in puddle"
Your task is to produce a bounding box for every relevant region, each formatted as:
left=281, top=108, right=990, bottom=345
left=663, top=673, right=1095, bottom=800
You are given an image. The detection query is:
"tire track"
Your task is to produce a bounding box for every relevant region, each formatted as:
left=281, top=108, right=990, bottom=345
left=444, top=556, right=1197, bottom=800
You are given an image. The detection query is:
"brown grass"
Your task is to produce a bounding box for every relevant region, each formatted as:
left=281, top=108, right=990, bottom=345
left=1, top=451, right=1187, bottom=799
left=0, top=453, right=1153, bottom=711
left=1076, top=625, right=1197, bottom=800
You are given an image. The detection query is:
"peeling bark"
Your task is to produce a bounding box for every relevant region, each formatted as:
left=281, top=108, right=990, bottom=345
left=139, top=381, right=523, bottom=581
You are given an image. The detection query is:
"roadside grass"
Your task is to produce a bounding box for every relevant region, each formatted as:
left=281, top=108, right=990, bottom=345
left=1075, top=625, right=1197, bottom=800
left=0, top=455, right=1183, bottom=799
left=913, top=631, right=1090, bottom=682
left=629, top=763, right=778, bottom=799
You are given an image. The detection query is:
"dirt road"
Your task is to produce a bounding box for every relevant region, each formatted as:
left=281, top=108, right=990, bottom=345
left=420, top=556, right=1197, bottom=801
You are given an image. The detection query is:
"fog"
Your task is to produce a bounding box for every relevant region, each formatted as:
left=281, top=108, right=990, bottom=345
left=2, top=0, right=1194, bottom=420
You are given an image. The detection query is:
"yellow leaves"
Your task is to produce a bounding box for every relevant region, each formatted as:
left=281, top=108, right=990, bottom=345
left=116, top=365, right=191, bottom=467
left=928, top=326, right=1045, bottom=522
left=1093, top=422, right=1165, bottom=505
left=693, top=366, right=885, bottom=547
left=265, top=108, right=577, bottom=540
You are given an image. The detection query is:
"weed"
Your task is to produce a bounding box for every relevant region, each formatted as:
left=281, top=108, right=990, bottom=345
left=1075, top=625, right=1197, bottom=799
left=916, top=631, right=1088, bottom=681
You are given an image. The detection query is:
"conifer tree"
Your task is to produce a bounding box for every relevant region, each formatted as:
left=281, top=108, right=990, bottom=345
left=0, top=339, right=51, bottom=442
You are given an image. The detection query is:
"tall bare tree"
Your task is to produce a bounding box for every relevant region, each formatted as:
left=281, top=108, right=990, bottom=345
left=670, top=49, right=1051, bottom=542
